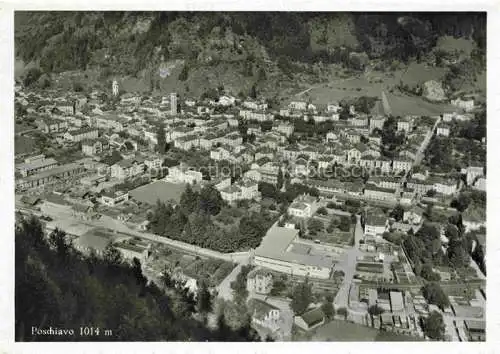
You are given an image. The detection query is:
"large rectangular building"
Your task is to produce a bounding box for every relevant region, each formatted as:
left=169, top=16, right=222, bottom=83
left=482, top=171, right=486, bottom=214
left=253, top=225, right=335, bottom=279
left=16, top=156, right=58, bottom=177
left=16, top=162, right=86, bottom=190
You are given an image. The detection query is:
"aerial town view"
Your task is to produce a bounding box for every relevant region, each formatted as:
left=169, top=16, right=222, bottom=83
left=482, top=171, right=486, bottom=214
left=14, top=12, right=486, bottom=342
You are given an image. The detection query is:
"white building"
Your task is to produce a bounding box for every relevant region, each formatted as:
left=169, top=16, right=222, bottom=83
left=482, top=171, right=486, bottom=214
left=166, top=165, right=203, bottom=185
left=100, top=190, right=129, bottom=207
left=463, top=166, right=484, bottom=186
left=170, top=92, right=177, bottom=115
left=246, top=269, right=273, bottom=295
left=253, top=226, right=334, bottom=279
left=112, top=79, right=119, bottom=96
left=364, top=214, right=387, bottom=238
left=249, top=299, right=281, bottom=333
left=436, top=125, right=450, bottom=137
left=289, top=101, right=307, bottom=111
left=451, top=98, right=475, bottom=112
left=287, top=195, right=318, bottom=218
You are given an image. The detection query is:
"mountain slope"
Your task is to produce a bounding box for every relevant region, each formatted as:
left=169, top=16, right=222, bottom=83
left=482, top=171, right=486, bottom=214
left=15, top=12, right=486, bottom=97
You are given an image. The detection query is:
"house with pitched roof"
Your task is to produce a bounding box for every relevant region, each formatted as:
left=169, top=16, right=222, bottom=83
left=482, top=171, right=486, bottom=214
left=294, top=307, right=325, bottom=331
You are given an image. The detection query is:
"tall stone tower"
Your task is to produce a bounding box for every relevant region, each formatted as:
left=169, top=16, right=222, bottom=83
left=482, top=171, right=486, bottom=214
left=112, top=79, right=119, bottom=97
left=170, top=92, right=177, bottom=115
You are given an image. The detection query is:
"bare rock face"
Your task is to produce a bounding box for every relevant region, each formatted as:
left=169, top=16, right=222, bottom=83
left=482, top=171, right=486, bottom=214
left=422, top=80, right=446, bottom=102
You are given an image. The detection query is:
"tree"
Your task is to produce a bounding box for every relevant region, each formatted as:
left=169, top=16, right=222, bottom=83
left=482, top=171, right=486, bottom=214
left=249, top=84, right=257, bottom=99
left=23, top=67, right=42, bottom=88
left=156, top=122, right=166, bottom=154
left=48, top=228, right=71, bottom=258
left=451, top=193, right=471, bottom=212
left=422, top=283, right=449, bottom=310
left=291, top=278, right=312, bottom=315
left=421, top=311, right=445, bottom=340
left=316, top=207, right=328, bottom=216
left=390, top=204, right=405, bottom=222
left=270, top=280, right=287, bottom=296
left=257, top=67, right=267, bottom=81
left=426, top=189, right=437, bottom=197
left=368, top=305, right=385, bottom=316
left=338, top=216, right=351, bottom=232
left=222, top=299, right=251, bottom=331
left=178, top=64, right=189, bottom=81
left=321, top=302, right=335, bottom=320
left=180, top=184, right=200, bottom=213
left=336, top=307, right=348, bottom=320
left=447, top=238, right=470, bottom=268
left=420, top=263, right=441, bottom=281
left=199, top=185, right=223, bottom=215
left=230, top=265, right=252, bottom=304
left=326, top=216, right=340, bottom=233
left=277, top=167, right=284, bottom=191
left=38, top=74, right=52, bottom=89
left=307, top=218, right=324, bottom=237
left=103, top=242, right=123, bottom=265
left=73, top=81, right=84, bottom=92
left=196, top=279, right=212, bottom=315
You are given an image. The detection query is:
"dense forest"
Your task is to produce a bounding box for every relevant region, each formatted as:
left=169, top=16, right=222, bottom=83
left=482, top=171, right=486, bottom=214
left=15, top=215, right=260, bottom=341
left=15, top=12, right=486, bottom=76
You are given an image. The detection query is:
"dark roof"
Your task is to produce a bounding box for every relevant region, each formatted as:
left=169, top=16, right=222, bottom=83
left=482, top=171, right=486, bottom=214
left=20, top=195, right=41, bottom=206
left=299, top=307, right=325, bottom=327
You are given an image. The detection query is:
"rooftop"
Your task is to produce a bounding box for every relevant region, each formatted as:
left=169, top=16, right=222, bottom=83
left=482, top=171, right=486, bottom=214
left=16, top=157, right=58, bottom=171
left=255, top=225, right=335, bottom=269
left=299, top=307, right=325, bottom=326
left=19, top=162, right=84, bottom=182
left=248, top=299, right=279, bottom=320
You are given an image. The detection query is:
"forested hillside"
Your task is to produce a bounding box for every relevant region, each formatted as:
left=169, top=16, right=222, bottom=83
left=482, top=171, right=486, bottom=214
left=15, top=216, right=259, bottom=341
left=15, top=12, right=486, bottom=96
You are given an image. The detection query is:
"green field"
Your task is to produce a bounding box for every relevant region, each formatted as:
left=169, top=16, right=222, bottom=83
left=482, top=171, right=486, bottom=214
left=15, top=136, right=37, bottom=156
left=129, top=180, right=195, bottom=205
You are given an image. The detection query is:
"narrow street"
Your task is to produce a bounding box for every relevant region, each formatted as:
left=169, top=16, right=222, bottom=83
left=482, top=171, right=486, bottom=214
left=398, top=116, right=441, bottom=191
left=216, top=264, right=242, bottom=301
left=39, top=201, right=250, bottom=263
left=333, top=216, right=364, bottom=309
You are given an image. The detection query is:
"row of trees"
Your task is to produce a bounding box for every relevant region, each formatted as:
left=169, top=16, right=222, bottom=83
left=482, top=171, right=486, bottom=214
left=258, top=181, right=319, bottom=205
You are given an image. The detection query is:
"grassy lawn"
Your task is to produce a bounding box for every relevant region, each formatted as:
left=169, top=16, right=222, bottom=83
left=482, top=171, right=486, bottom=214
left=435, top=35, right=476, bottom=55
left=15, top=136, right=37, bottom=156
left=311, top=320, right=379, bottom=341
left=129, top=180, right=194, bottom=205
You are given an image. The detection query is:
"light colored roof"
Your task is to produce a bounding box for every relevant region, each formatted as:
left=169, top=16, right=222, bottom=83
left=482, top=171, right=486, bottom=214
left=390, top=291, right=404, bottom=309
left=17, top=157, right=58, bottom=171
left=255, top=225, right=299, bottom=258
left=289, top=202, right=308, bottom=210
left=19, top=162, right=83, bottom=182
left=255, top=225, right=334, bottom=268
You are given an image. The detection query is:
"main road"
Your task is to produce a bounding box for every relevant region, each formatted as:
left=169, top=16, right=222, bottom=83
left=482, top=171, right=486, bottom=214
left=38, top=201, right=251, bottom=264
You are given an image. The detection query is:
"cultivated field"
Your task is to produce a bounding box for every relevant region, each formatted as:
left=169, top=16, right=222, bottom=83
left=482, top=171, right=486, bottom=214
left=129, top=180, right=191, bottom=205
